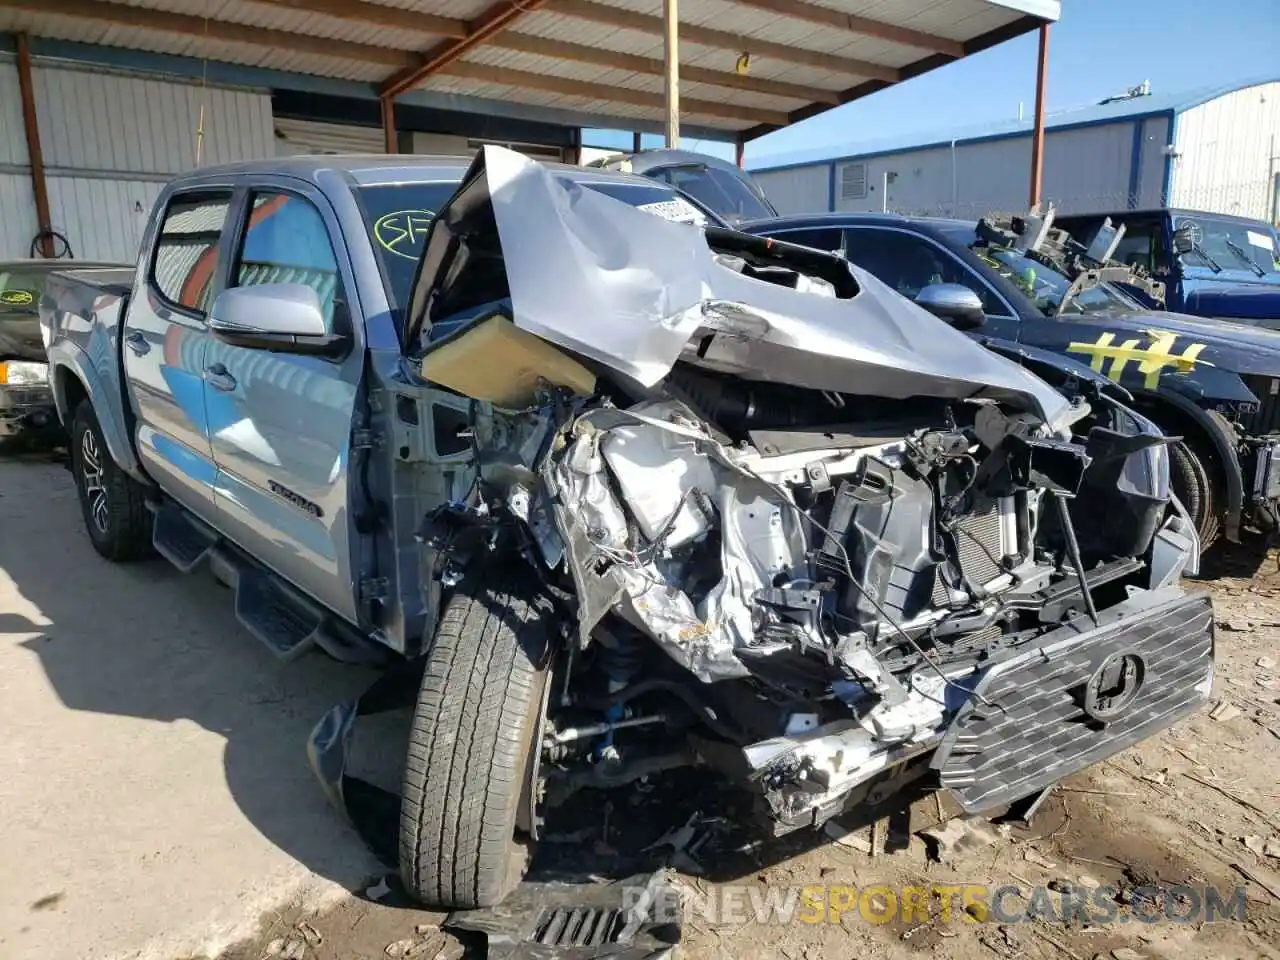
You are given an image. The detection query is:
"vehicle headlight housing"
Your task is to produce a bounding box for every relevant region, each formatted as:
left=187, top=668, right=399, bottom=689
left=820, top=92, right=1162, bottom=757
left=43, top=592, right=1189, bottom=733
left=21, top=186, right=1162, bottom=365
left=0, top=360, right=49, bottom=385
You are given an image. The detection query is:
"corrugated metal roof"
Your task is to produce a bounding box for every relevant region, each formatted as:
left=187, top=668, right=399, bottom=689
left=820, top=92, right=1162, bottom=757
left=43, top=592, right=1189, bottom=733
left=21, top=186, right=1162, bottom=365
left=750, top=75, right=1280, bottom=169
left=0, top=0, right=1059, bottom=137
left=0, top=11, right=389, bottom=80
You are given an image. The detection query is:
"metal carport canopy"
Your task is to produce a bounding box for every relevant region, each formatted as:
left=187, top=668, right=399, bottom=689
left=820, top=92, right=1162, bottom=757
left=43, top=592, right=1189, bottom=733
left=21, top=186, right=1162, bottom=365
left=0, top=0, right=1059, bottom=144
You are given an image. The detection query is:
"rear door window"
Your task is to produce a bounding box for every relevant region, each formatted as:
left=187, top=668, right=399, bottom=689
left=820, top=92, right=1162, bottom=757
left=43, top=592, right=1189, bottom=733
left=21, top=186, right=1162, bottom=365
left=150, top=191, right=234, bottom=316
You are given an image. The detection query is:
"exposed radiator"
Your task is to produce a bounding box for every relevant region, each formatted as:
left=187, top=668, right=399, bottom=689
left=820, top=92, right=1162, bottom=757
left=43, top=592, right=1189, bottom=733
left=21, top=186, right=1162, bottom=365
left=932, top=500, right=1009, bottom=605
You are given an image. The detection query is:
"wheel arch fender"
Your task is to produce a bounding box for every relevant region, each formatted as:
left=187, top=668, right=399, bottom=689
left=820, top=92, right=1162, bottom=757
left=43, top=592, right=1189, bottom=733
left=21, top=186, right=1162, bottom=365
left=48, top=338, right=143, bottom=479
left=1130, top=387, right=1244, bottom=541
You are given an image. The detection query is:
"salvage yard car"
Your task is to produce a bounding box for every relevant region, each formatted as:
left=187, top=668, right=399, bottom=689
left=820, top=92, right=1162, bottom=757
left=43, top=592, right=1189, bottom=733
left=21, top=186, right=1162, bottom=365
left=590, top=148, right=779, bottom=226
left=744, top=210, right=1280, bottom=550
left=42, top=147, right=1212, bottom=911
left=1, top=258, right=125, bottom=446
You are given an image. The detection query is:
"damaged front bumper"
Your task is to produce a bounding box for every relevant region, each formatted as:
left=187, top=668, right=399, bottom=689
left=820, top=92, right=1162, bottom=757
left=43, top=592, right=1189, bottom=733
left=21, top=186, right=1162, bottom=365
left=934, top=586, right=1213, bottom=812
left=730, top=583, right=1213, bottom=829
left=0, top=381, right=58, bottom=441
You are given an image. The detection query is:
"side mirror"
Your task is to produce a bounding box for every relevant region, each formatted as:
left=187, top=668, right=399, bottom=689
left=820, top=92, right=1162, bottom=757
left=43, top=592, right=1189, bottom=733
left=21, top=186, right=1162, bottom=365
left=209, top=283, right=348, bottom=357
left=915, top=283, right=986, bottom=330
left=1171, top=226, right=1195, bottom=255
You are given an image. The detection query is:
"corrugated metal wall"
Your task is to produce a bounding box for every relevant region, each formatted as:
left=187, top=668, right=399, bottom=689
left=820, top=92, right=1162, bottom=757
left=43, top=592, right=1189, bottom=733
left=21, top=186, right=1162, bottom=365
left=1041, top=123, right=1135, bottom=212
left=34, top=66, right=273, bottom=172
left=755, top=120, right=1161, bottom=219
left=412, top=131, right=471, bottom=155
left=1137, top=115, right=1170, bottom=209
left=0, top=61, right=38, bottom=259
left=751, top=164, right=829, bottom=215
left=0, top=58, right=273, bottom=263
left=0, top=174, right=37, bottom=260
left=1173, top=81, right=1280, bottom=221
left=275, top=117, right=385, bottom=156
left=0, top=61, right=27, bottom=167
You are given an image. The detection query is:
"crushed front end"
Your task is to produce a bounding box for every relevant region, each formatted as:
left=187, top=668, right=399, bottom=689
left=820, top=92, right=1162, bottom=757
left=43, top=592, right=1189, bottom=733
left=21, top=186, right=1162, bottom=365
left=524, top=386, right=1211, bottom=831
left=399, top=147, right=1215, bottom=844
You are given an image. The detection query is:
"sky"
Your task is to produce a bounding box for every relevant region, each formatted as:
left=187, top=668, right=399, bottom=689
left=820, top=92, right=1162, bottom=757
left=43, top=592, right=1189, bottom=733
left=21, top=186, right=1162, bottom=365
left=584, top=0, right=1280, bottom=163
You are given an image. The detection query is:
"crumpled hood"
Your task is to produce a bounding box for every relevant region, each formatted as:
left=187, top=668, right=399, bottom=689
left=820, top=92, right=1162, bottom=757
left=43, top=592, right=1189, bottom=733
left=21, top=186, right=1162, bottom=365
left=1182, top=280, right=1280, bottom=322
left=409, top=146, right=1074, bottom=430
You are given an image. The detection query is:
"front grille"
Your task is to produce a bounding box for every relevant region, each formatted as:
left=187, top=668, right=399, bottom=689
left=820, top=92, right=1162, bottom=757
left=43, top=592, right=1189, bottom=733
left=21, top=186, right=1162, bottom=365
left=0, top=386, right=49, bottom=406
left=1238, top=374, right=1280, bottom=436
left=933, top=590, right=1213, bottom=812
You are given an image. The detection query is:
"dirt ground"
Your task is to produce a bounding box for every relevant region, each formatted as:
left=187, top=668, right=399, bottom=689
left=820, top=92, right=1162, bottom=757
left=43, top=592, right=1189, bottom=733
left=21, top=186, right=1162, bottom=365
left=3, top=448, right=1278, bottom=960
left=210, top=547, right=1280, bottom=960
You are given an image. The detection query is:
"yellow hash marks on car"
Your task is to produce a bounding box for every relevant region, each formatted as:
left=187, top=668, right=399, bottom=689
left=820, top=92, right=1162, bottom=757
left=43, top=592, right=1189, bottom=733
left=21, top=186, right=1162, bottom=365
left=1066, top=330, right=1207, bottom=389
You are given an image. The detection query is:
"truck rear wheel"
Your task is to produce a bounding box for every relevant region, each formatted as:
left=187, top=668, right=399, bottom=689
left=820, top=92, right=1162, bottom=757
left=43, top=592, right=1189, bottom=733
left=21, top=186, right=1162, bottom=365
left=70, top=401, right=152, bottom=561
left=399, top=576, right=551, bottom=909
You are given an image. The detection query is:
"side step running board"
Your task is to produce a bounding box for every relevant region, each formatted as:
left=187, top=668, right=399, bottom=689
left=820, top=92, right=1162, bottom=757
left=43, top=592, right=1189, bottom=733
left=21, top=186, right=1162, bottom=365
left=150, top=501, right=217, bottom=572
left=234, top=567, right=324, bottom=661
left=149, top=500, right=386, bottom=664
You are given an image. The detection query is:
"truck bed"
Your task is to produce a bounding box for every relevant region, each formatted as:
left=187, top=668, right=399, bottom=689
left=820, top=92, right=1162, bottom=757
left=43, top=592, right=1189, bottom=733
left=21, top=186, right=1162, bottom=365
left=43, top=267, right=135, bottom=340
left=50, top=266, right=135, bottom=299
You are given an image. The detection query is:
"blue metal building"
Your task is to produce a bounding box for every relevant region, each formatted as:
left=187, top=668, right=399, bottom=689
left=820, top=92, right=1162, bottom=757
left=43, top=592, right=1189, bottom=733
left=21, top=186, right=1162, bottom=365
left=748, top=78, right=1280, bottom=222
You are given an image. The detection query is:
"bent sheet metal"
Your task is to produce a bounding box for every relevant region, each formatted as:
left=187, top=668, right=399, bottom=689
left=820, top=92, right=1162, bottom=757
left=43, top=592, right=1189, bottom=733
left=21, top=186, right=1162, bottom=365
left=406, top=146, right=1075, bottom=432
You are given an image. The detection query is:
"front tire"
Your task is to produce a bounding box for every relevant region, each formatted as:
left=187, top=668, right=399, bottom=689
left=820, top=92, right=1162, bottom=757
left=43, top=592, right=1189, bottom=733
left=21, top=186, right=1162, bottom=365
left=70, top=401, right=152, bottom=561
left=1169, top=439, right=1220, bottom=551
left=399, top=576, right=552, bottom=909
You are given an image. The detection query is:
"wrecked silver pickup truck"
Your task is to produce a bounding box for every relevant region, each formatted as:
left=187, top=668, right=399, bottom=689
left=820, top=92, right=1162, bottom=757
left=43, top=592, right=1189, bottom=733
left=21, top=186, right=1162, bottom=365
left=376, top=148, right=1213, bottom=907
left=46, top=146, right=1213, bottom=913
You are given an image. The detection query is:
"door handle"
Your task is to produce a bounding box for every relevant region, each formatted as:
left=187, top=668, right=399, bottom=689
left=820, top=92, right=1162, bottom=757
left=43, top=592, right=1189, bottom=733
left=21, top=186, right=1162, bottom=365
left=124, top=330, right=150, bottom=356
left=203, top=363, right=237, bottom=392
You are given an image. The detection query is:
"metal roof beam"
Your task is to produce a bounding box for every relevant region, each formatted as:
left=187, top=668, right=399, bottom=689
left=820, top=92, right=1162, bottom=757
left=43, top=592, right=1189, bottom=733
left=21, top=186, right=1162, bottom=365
left=551, top=0, right=900, bottom=82
left=725, top=0, right=962, bottom=56
left=379, top=0, right=550, bottom=100
left=436, top=60, right=789, bottom=126
left=489, top=33, right=839, bottom=104
left=738, top=13, right=1049, bottom=142
left=0, top=0, right=418, bottom=66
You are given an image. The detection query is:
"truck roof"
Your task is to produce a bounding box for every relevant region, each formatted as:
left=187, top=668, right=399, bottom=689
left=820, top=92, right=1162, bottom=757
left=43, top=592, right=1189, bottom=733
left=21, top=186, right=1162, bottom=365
left=171, top=153, right=667, bottom=190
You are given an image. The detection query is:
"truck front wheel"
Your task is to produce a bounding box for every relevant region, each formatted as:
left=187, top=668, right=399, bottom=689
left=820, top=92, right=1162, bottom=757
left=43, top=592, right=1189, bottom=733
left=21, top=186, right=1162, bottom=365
left=399, top=576, right=552, bottom=909
left=70, top=401, right=152, bottom=561
left=1168, top=439, right=1221, bottom=550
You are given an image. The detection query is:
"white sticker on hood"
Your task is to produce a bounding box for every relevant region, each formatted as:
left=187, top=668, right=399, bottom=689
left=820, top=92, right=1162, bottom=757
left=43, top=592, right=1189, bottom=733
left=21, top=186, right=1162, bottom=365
left=1247, top=229, right=1276, bottom=252
left=636, top=198, right=707, bottom=226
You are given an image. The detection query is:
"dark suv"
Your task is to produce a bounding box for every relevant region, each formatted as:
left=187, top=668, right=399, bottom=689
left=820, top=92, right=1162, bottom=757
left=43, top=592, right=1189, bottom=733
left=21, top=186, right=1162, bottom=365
left=744, top=211, right=1280, bottom=548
